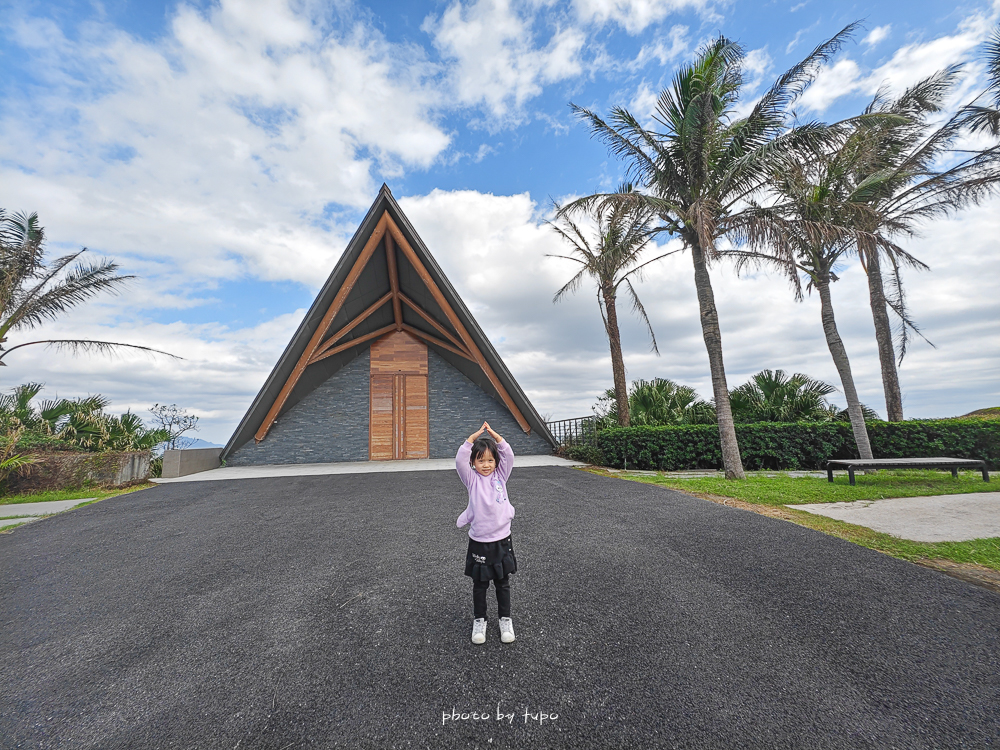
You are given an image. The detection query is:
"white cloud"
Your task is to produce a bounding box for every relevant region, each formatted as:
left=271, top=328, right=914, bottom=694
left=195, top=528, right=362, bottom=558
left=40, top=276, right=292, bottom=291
left=786, top=22, right=818, bottom=54
left=630, top=24, right=690, bottom=68
left=863, top=25, right=891, bottom=47
left=14, top=187, right=999, bottom=444
left=742, top=46, right=773, bottom=93
left=572, top=0, right=712, bottom=34
left=629, top=81, right=661, bottom=125
left=396, top=189, right=1000, bottom=423
left=0, top=0, right=451, bottom=290
left=798, top=11, right=994, bottom=114
left=744, top=47, right=773, bottom=77
left=7, top=307, right=307, bottom=445
left=423, top=0, right=585, bottom=123
left=797, top=58, right=863, bottom=112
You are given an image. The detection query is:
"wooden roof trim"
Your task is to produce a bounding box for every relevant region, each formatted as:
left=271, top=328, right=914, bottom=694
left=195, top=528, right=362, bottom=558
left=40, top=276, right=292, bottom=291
left=308, top=291, right=392, bottom=364
left=398, top=292, right=470, bottom=355
left=385, top=232, right=404, bottom=331
left=254, top=214, right=389, bottom=442
left=384, top=213, right=532, bottom=434
left=401, top=324, right=475, bottom=362
left=309, top=324, right=397, bottom=365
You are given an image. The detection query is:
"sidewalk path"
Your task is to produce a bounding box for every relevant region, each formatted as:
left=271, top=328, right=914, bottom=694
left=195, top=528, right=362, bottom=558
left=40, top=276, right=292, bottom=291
left=0, top=498, right=95, bottom=528
left=792, top=492, right=1000, bottom=541
left=1, top=468, right=998, bottom=748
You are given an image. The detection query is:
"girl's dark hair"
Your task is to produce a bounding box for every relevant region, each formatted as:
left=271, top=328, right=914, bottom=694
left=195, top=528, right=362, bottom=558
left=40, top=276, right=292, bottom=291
left=471, top=436, right=499, bottom=465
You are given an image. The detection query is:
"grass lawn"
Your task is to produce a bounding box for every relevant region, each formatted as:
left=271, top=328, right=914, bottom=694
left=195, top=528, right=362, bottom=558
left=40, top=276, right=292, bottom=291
left=607, top=469, right=995, bottom=506
left=0, top=484, right=156, bottom=533
left=0, top=483, right=155, bottom=507
left=584, top=468, right=1000, bottom=574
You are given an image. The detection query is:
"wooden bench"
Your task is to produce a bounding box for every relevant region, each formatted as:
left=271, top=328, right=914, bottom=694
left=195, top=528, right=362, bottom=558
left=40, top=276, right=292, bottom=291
left=826, top=457, right=990, bottom=486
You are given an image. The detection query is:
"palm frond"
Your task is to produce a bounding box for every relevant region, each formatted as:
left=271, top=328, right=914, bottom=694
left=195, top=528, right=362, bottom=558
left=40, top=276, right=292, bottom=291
left=622, top=278, right=659, bottom=354
left=0, top=339, right=182, bottom=363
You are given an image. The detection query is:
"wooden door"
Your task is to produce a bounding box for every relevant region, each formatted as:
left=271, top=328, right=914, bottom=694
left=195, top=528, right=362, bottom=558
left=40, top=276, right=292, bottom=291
left=369, top=331, right=429, bottom=459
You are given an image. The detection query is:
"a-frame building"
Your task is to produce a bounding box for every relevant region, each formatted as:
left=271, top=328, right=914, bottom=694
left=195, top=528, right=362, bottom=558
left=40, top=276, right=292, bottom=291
left=222, top=185, right=556, bottom=466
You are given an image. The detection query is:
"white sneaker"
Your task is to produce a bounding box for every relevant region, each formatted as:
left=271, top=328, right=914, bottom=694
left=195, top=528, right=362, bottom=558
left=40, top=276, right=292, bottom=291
left=499, top=617, right=516, bottom=643
left=471, top=618, right=487, bottom=644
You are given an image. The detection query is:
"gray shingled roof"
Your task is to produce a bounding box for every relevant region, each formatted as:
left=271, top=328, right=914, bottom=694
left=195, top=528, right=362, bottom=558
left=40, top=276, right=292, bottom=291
left=222, top=185, right=556, bottom=459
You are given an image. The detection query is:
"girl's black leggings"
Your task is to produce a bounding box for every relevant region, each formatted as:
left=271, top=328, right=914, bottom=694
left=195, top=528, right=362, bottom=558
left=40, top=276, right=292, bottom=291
left=473, top=576, right=510, bottom=619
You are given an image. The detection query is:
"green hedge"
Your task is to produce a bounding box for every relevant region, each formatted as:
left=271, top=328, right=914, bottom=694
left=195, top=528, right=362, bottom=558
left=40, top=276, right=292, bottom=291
left=579, top=419, right=1000, bottom=471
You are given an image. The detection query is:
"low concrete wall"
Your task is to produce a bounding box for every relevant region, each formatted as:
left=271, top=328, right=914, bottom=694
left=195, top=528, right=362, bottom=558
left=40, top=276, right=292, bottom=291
left=6, top=451, right=152, bottom=492
left=162, top=448, right=223, bottom=478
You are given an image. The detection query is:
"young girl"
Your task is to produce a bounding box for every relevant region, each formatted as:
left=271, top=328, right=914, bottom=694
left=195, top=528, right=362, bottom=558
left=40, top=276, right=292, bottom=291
left=456, top=421, right=517, bottom=645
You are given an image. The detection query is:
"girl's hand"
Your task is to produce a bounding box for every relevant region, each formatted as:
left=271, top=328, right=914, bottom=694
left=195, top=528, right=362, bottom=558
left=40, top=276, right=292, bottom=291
left=467, top=422, right=488, bottom=443
left=483, top=422, right=503, bottom=443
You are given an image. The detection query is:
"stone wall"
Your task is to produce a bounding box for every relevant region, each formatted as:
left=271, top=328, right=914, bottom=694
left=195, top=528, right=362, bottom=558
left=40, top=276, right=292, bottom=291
left=228, top=351, right=371, bottom=466
left=427, top=350, right=552, bottom=458
left=6, top=450, right=151, bottom=492
left=161, top=448, right=223, bottom=478
left=227, top=346, right=552, bottom=466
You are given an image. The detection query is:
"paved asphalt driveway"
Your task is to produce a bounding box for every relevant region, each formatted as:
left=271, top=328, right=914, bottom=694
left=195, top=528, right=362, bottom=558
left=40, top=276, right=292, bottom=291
left=2, top=467, right=998, bottom=749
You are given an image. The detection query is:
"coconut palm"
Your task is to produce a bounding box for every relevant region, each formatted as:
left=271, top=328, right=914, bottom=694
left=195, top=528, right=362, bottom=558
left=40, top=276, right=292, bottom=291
left=548, top=190, right=676, bottom=427
left=567, top=27, right=858, bottom=477
left=841, top=71, right=1000, bottom=421
left=745, top=153, right=878, bottom=454
left=961, top=26, right=1000, bottom=136
left=0, top=210, right=176, bottom=365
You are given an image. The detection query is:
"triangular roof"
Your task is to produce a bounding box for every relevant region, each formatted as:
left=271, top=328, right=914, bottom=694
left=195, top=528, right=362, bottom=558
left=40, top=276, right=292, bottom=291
left=222, top=185, right=556, bottom=459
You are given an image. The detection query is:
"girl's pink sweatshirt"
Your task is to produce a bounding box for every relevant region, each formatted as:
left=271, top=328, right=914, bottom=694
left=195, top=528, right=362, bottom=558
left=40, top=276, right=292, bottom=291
left=455, top=439, right=516, bottom=542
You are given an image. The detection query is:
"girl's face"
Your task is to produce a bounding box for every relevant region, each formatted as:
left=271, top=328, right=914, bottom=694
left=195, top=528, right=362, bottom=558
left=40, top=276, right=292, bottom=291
left=473, top=451, right=496, bottom=476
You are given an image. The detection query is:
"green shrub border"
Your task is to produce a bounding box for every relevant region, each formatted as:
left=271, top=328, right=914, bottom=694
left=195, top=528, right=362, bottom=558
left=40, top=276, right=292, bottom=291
left=569, top=419, right=1000, bottom=471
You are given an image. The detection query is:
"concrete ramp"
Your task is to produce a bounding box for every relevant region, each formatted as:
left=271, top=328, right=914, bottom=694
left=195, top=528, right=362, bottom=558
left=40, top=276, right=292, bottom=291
left=152, top=454, right=586, bottom=483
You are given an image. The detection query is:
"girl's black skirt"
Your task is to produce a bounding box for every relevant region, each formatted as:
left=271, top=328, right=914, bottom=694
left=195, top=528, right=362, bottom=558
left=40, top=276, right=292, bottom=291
left=464, top=535, right=517, bottom=581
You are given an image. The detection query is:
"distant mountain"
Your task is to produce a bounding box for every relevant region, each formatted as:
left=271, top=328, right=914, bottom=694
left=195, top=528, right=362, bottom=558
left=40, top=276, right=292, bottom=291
left=177, top=438, right=224, bottom=449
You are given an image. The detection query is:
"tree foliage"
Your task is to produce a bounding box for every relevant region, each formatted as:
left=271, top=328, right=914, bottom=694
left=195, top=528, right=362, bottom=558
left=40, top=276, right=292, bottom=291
left=0, top=209, right=178, bottom=365
left=596, top=378, right=716, bottom=429
left=729, top=369, right=878, bottom=423
left=148, top=403, right=200, bottom=450
left=549, top=189, right=674, bottom=427
left=0, top=383, right=169, bottom=452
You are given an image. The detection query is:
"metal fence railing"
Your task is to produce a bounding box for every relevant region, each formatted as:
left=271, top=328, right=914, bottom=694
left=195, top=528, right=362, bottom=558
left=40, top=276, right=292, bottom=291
left=546, top=416, right=598, bottom=447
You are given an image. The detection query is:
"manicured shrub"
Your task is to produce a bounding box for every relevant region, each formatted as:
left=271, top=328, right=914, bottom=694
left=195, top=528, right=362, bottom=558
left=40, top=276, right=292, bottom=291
left=592, top=419, right=1000, bottom=471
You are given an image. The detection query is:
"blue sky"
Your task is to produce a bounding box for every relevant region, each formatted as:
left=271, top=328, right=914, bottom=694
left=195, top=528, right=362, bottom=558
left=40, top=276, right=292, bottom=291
left=2, top=0, right=998, bottom=444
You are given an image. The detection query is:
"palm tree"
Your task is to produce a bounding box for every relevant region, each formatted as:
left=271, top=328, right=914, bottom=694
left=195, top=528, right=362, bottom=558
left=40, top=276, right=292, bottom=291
left=596, top=377, right=715, bottom=428
left=747, top=155, right=877, bottom=454
left=628, top=378, right=715, bottom=426
left=841, top=71, right=1000, bottom=421
left=548, top=191, right=676, bottom=427
left=0, top=210, right=176, bottom=365
left=0, top=382, right=168, bottom=451
left=961, top=26, right=1000, bottom=136
left=730, top=369, right=838, bottom=423
left=567, top=27, right=857, bottom=478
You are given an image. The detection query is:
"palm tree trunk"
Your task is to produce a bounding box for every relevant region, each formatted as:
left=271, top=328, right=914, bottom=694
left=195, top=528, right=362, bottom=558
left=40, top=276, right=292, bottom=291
left=603, top=287, right=630, bottom=427
left=865, top=250, right=904, bottom=421
left=690, top=241, right=745, bottom=479
left=816, top=276, right=874, bottom=459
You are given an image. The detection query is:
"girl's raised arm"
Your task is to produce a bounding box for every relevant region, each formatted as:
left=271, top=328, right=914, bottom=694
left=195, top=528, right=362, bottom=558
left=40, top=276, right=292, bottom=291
left=455, top=440, right=475, bottom=488
left=496, top=438, right=515, bottom=482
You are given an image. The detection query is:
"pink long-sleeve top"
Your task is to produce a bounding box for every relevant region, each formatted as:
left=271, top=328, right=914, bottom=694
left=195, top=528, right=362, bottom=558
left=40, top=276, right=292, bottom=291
left=455, top=439, right=516, bottom=542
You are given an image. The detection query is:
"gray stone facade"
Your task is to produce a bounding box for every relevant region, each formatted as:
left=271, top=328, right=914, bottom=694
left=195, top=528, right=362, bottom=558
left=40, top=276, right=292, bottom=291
left=228, top=352, right=371, bottom=466
left=228, top=346, right=552, bottom=466
left=427, top=349, right=552, bottom=458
